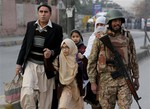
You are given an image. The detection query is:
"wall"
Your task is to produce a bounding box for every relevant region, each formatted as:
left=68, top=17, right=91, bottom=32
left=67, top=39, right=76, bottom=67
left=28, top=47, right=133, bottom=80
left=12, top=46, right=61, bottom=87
left=0, top=0, right=58, bottom=37
left=2, top=0, right=17, bottom=30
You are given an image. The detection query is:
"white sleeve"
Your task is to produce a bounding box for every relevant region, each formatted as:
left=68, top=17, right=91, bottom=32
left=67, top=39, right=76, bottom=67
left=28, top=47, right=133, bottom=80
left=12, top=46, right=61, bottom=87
left=83, top=34, right=95, bottom=59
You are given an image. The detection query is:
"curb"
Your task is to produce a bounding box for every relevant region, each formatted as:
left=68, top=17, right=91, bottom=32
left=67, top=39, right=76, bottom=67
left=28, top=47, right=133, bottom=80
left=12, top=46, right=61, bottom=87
left=137, top=49, right=150, bottom=61
left=0, top=39, right=149, bottom=60
left=0, top=44, right=149, bottom=109
left=0, top=40, right=22, bottom=47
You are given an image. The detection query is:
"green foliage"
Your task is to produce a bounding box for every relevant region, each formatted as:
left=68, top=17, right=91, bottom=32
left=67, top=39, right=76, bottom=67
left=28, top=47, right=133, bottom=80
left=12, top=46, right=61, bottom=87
left=75, top=0, right=93, bottom=15
left=133, top=0, right=150, bottom=18
left=51, top=0, right=57, bottom=5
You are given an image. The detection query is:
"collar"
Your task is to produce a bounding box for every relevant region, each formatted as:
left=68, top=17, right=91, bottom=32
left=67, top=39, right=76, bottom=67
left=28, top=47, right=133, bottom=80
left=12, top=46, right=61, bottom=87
left=35, top=19, right=52, bottom=29
left=35, top=20, right=52, bottom=32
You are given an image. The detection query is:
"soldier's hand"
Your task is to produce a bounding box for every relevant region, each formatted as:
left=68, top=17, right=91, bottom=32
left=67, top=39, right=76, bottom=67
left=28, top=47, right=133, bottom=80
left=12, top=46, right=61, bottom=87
left=91, top=83, right=97, bottom=94
left=133, top=78, right=139, bottom=90
left=43, top=48, right=51, bottom=59
left=95, top=32, right=101, bottom=38
left=16, top=65, right=22, bottom=75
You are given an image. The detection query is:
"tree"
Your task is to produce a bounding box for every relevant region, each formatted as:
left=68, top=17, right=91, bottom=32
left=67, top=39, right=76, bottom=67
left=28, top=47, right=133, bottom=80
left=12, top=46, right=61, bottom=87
left=51, top=0, right=58, bottom=5
left=133, top=0, right=150, bottom=48
left=133, top=0, right=150, bottom=18
left=75, top=0, right=93, bottom=15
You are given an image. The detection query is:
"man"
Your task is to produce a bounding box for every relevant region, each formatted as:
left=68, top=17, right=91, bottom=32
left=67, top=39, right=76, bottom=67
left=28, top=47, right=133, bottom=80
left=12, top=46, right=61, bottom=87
left=15, top=3, right=63, bottom=109
left=87, top=9, right=140, bottom=109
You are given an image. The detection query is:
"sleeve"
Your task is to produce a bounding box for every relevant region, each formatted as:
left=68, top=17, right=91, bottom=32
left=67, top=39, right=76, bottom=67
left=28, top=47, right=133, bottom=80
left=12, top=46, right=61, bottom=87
left=83, top=34, right=95, bottom=58
left=16, top=22, right=29, bottom=65
left=52, top=25, right=63, bottom=57
left=128, top=32, right=139, bottom=79
left=49, top=25, right=63, bottom=62
left=87, top=38, right=100, bottom=83
left=52, top=56, right=59, bottom=71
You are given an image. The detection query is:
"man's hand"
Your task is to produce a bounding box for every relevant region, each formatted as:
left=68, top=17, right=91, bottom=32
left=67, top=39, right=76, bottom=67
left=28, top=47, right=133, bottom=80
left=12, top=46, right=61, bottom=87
left=133, top=78, right=140, bottom=90
left=16, top=65, right=22, bottom=75
left=91, top=83, right=97, bottom=94
left=43, top=48, right=51, bottom=59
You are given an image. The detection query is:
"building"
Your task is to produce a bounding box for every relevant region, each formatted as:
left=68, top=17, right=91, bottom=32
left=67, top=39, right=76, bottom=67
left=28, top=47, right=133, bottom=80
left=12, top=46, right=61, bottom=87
left=0, top=0, right=58, bottom=37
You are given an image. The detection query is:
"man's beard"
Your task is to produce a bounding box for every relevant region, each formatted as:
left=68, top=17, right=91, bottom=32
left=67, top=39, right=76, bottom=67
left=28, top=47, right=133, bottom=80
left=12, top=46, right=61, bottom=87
left=109, top=25, right=121, bottom=33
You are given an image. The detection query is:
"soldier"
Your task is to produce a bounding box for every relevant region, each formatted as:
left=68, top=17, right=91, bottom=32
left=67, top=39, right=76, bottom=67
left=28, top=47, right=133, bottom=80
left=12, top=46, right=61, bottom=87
left=87, top=9, right=140, bottom=109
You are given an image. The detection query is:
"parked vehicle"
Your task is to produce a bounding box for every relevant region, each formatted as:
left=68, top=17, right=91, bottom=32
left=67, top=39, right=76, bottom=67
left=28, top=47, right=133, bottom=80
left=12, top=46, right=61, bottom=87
left=146, top=18, right=150, bottom=31
left=95, top=12, right=107, bottom=18
left=87, top=12, right=107, bottom=23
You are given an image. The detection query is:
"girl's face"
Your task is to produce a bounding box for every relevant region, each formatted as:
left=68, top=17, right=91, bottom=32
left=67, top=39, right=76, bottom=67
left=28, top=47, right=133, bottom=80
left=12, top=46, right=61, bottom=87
left=61, top=43, right=70, bottom=56
left=70, top=32, right=81, bottom=44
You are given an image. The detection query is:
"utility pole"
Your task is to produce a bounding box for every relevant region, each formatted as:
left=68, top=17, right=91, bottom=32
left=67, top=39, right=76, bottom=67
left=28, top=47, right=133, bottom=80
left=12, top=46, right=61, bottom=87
left=66, top=0, right=75, bottom=36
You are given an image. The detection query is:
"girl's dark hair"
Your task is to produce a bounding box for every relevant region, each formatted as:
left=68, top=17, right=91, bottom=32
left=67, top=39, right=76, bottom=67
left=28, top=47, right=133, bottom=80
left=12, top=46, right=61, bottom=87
left=37, top=3, right=52, bottom=12
left=70, top=29, right=83, bottom=41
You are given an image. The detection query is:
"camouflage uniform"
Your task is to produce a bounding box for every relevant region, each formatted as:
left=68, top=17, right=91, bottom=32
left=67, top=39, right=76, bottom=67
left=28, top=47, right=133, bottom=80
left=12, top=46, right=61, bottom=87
left=87, top=29, right=139, bottom=109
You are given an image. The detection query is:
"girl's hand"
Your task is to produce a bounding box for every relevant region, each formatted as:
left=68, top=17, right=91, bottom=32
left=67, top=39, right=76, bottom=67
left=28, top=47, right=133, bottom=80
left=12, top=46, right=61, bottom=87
left=78, top=53, right=84, bottom=59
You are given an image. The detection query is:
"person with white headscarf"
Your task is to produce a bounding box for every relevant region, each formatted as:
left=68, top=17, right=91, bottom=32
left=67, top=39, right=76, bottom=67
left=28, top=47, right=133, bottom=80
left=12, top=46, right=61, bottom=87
left=83, top=16, right=106, bottom=59
left=78, top=16, right=106, bottom=109
left=53, top=38, right=84, bottom=109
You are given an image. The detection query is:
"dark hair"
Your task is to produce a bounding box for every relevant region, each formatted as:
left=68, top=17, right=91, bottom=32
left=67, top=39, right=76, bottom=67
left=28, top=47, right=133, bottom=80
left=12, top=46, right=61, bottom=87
left=37, top=3, right=52, bottom=12
left=70, top=29, right=83, bottom=41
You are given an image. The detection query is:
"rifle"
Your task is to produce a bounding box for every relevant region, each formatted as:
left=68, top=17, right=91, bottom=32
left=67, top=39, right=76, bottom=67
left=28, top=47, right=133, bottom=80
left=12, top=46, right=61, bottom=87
left=99, top=35, right=142, bottom=109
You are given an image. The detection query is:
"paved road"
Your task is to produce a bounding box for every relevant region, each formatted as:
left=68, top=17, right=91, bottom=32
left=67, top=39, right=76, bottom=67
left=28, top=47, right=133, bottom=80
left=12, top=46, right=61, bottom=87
left=0, top=29, right=150, bottom=108
left=84, top=56, right=150, bottom=109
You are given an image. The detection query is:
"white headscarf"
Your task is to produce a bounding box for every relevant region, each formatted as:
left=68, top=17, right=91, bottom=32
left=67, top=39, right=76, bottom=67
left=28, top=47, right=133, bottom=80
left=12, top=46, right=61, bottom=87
left=94, top=16, right=106, bottom=30
left=84, top=16, right=106, bottom=58
left=59, top=38, right=78, bottom=85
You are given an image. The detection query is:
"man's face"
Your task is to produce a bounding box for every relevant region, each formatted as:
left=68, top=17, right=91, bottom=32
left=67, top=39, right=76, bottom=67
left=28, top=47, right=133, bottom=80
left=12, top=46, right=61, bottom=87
left=111, top=19, right=122, bottom=31
left=38, top=6, right=51, bottom=24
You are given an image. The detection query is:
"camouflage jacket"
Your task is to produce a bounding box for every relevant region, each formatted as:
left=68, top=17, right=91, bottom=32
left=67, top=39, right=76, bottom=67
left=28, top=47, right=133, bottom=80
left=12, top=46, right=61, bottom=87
left=87, top=29, right=139, bottom=83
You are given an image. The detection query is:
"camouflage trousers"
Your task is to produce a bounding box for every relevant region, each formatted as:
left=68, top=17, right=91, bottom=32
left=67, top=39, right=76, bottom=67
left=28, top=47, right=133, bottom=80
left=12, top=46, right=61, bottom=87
left=91, top=105, right=102, bottom=109
left=97, top=72, right=132, bottom=109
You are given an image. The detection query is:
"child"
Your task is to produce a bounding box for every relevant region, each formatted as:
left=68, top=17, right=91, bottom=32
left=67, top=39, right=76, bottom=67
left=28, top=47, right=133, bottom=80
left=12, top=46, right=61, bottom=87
left=70, top=29, right=88, bottom=95
left=70, top=29, right=86, bottom=54
left=53, top=38, right=84, bottom=109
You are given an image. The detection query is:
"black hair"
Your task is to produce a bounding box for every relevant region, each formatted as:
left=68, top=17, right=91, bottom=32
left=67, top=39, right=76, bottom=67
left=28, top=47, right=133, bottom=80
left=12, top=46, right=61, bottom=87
left=37, top=3, right=52, bottom=12
left=70, top=29, right=83, bottom=41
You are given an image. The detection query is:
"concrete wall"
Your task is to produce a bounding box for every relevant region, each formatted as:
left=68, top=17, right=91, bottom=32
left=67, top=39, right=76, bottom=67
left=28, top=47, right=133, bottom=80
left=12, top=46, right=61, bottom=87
left=17, top=3, right=57, bottom=26
left=16, top=3, right=58, bottom=26
left=16, top=4, right=25, bottom=26
left=24, top=3, right=37, bottom=26
left=0, top=0, right=58, bottom=37
left=1, top=0, right=17, bottom=30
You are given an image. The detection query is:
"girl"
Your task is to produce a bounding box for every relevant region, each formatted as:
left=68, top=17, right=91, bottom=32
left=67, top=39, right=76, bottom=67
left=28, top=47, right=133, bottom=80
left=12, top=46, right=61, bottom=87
left=53, top=38, right=84, bottom=109
left=70, top=29, right=88, bottom=96
left=70, top=29, right=86, bottom=54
